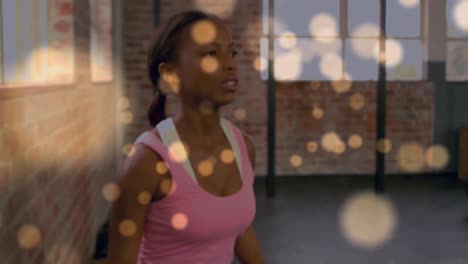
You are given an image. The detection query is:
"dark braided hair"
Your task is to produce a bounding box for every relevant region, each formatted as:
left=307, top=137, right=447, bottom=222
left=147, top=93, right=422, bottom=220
left=147, top=10, right=221, bottom=127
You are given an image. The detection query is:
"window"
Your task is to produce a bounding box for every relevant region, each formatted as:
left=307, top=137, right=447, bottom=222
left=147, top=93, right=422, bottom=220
left=261, top=0, right=423, bottom=81
left=446, top=0, right=468, bottom=81
left=385, top=0, right=422, bottom=80
left=1, top=0, right=74, bottom=85
left=90, top=0, right=113, bottom=82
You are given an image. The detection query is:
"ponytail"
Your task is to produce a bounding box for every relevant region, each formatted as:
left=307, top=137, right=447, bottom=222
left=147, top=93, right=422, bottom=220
left=147, top=91, right=166, bottom=128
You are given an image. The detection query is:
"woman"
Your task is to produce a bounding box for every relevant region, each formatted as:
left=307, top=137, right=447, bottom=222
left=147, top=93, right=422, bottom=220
left=106, top=10, right=266, bottom=264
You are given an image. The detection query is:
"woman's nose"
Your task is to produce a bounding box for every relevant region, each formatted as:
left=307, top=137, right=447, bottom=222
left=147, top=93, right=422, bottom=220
left=222, top=53, right=237, bottom=71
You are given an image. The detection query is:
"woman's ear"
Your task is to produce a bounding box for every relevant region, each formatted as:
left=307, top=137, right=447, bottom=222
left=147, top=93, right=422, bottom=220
left=158, top=63, right=180, bottom=95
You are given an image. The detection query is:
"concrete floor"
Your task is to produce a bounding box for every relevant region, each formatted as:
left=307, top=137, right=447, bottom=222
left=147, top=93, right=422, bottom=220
left=241, top=176, right=468, bottom=264
left=92, top=175, right=468, bottom=264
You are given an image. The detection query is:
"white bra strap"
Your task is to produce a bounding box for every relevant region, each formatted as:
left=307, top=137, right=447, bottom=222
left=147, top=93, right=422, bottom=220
left=220, top=118, right=243, bottom=181
left=156, top=118, right=198, bottom=183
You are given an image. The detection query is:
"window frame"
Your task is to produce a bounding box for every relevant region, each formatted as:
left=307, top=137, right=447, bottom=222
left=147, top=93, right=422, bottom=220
left=0, top=0, right=76, bottom=98
left=262, top=0, right=426, bottom=81
left=89, top=0, right=114, bottom=84
left=446, top=0, right=468, bottom=82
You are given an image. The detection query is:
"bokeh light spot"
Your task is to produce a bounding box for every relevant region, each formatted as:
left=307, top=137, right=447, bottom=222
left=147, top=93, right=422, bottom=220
left=349, top=93, right=365, bottom=111
left=171, top=213, right=189, bottom=231
left=374, top=39, right=403, bottom=67
left=102, top=183, right=121, bottom=202
left=159, top=73, right=181, bottom=95
left=220, top=149, right=235, bottom=164
left=321, top=132, right=346, bottom=154
left=253, top=56, right=268, bottom=72
left=198, top=159, right=215, bottom=177
left=348, top=135, right=363, bottom=149
left=201, top=57, right=219, bottom=73
left=275, top=49, right=302, bottom=80
left=290, top=154, right=303, bottom=167
left=199, top=100, right=215, bottom=116
left=309, top=13, right=338, bottom=40
left=399, top=0, right=420, bottom=8
left=155, top=161, right=169, bottom=175
left=17, top=224, right=41, bottom=250
left=425, top=145, right=450, bottom=169
left=168, top=141, right=188, bottom=163
left=352, top=39, right=380, bottom=61
left=119, top=219, right=137, bottom=237
left=121, top=111, right=134, bottom=125
left=190, top=19, right=217, bottom=45
left=320, top=53, right=343, bottom=80
left=306, top=141, right=319, bottom=153
left=377, top=138, right=393, bottom=154
left=312, top=107, right=325, bottom=120
left=351, top=23, right=380, bottom=38
left=234, top=107, right=247, bottom=121
left=138, top=191, right=152, bottom=205
left=398, top=142, right=426, bottom=172
left=334, top=142, right=347, bottom=154
left=331, top=73, right=353, bottom=94
left=122, top=144, right=134, bottom=156
left=279, top=32, right=298, bottom=49
left=339, top=191, right=397, bottom=249
left=454, top=0, right=468, bottom=32
left=118, top=97, right=130, bottom=110
left=160, top=178, right=175, bottom=195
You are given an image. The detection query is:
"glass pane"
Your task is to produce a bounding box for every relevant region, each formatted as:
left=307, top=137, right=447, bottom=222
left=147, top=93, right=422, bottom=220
left=48, top=0, right=74, bottom=83
left=447, top=0, right=468, bottom=38
left=345, top=39, right=379, bottom=80
left=386, top=0, right=420, bottom=38
left=262, top=0, right=269, bottom=35
left=260, top=37, right=269, bottom=80
left=90, top=0, right=113, bottom=82
left=348, top=0, right=380, bottom=37
left=274, top=37, right=342, bottom=80
left=274, top=0, right=340, bottom=37
left=39, top=0, right=48, bottom=82
left=21, top=0, right=34, bottom=82
left=386, top=39, right=423, bottom=80
left=2, top=0, right=73, bottom=84
left=447, top=41, right=468, bottom=80
left=2, top=0, right=19, bottom=83
left=2, top=0, right=49, bottom=84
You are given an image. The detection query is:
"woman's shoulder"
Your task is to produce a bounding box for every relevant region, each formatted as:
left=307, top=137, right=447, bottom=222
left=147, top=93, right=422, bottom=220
left=147, top=127, right=163, bottom=141
left=116, top=129, right=165, bottom=188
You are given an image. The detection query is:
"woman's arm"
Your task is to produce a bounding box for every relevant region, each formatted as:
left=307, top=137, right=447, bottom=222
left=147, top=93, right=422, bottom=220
left=235, top=133, right=266, bottom=264
left=106, top=145, right=162, bottom=264
left=235, top=225, right=266, bottom=264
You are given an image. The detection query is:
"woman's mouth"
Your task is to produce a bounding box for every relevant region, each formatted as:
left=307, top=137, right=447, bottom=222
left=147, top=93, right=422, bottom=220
left=222, top=79, right=239, bottom=92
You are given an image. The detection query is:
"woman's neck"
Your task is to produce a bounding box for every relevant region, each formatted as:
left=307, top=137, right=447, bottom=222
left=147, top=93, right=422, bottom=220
left=172, top=101, right=224, bottom=145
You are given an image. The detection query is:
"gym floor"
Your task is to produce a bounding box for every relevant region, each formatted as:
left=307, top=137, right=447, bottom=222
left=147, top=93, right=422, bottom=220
left=245, top=176, right=468, bottom=264
left=91, top=175, right=468, bottom=264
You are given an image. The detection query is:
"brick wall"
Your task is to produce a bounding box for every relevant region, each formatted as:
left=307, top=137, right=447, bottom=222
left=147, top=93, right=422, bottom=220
left=121, top=0, right=156, bottom=153
left=123, top=0, right=436, bottom=177
left=275, top=81, right=434, bottom=175
left=0, top=1, right=118, bottom=263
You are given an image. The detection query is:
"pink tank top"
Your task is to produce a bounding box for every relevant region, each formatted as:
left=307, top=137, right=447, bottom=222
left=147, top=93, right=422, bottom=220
left=133, top=117, right=256, bottom=264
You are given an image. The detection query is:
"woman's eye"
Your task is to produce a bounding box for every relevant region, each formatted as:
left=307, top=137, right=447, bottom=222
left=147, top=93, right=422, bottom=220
left=204, top=51, right=217, bottom=57
left=203, top=50, right=238, bottom=58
